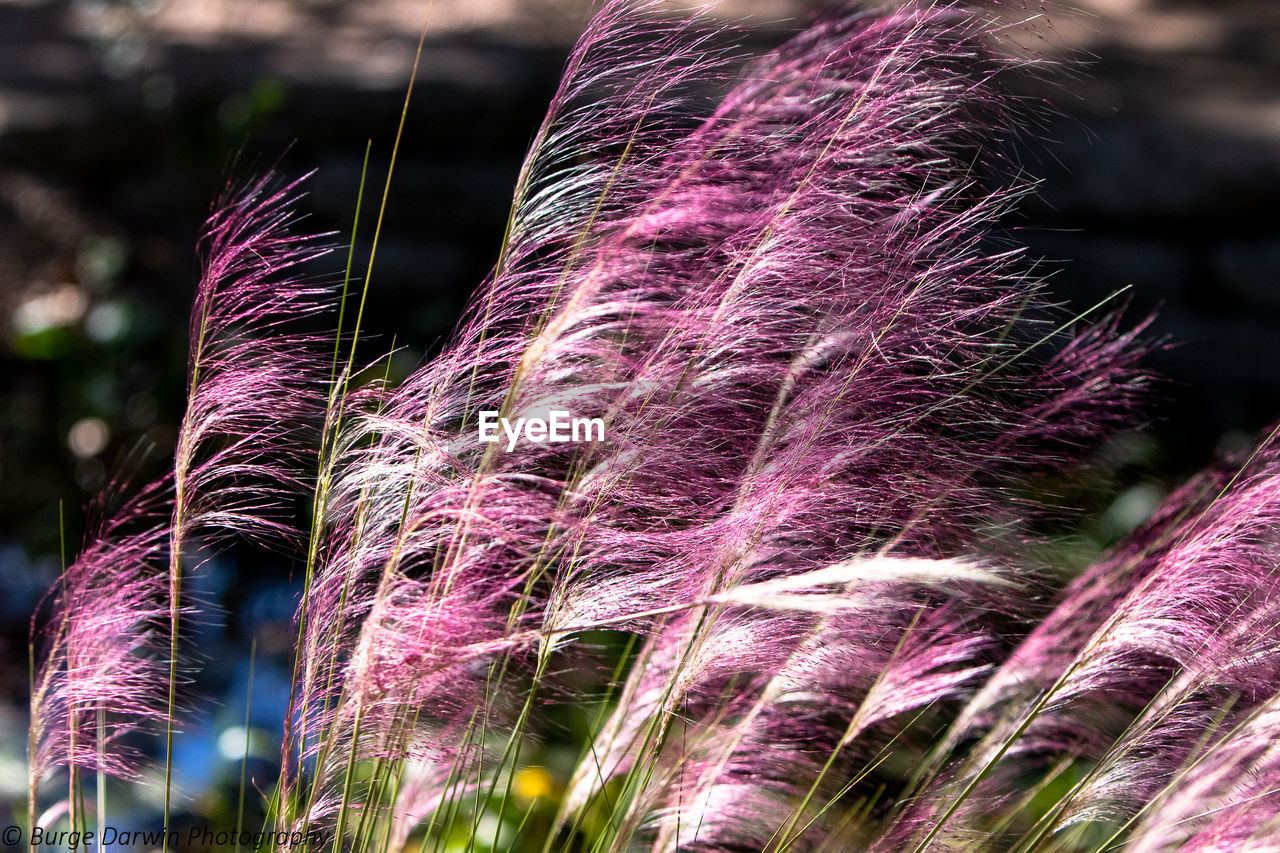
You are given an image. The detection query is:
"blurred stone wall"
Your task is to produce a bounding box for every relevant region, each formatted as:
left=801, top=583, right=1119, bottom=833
left=1010, top=0, right=1280, bottom=465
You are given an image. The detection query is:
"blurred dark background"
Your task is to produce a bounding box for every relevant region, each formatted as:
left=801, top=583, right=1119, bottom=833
left=1, top=0, right=1277, bottom=825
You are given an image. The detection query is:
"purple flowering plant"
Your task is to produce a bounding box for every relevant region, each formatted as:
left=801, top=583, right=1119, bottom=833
left=26, top=2, right=1280, bottom=851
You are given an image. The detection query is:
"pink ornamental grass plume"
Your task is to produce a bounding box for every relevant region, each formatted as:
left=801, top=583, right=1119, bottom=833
left=28, top=173, right=334, bottom=839
left=877, top=433, right=1280, bottom=851
left=525, top=6, right=1146, bottom=848
left=160, top=172, right=334, bottom=839
left=1125, top=691, right=1280, bottom=852
left=279, top=2, right=1155, bottom=849
left=281, top=0, right=749, bottom=830
left=1024, top=439, right=1280, bottom=846
left=172, top=171, right=335, bottom=548
left=28, top=483, right=172, bottom=828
